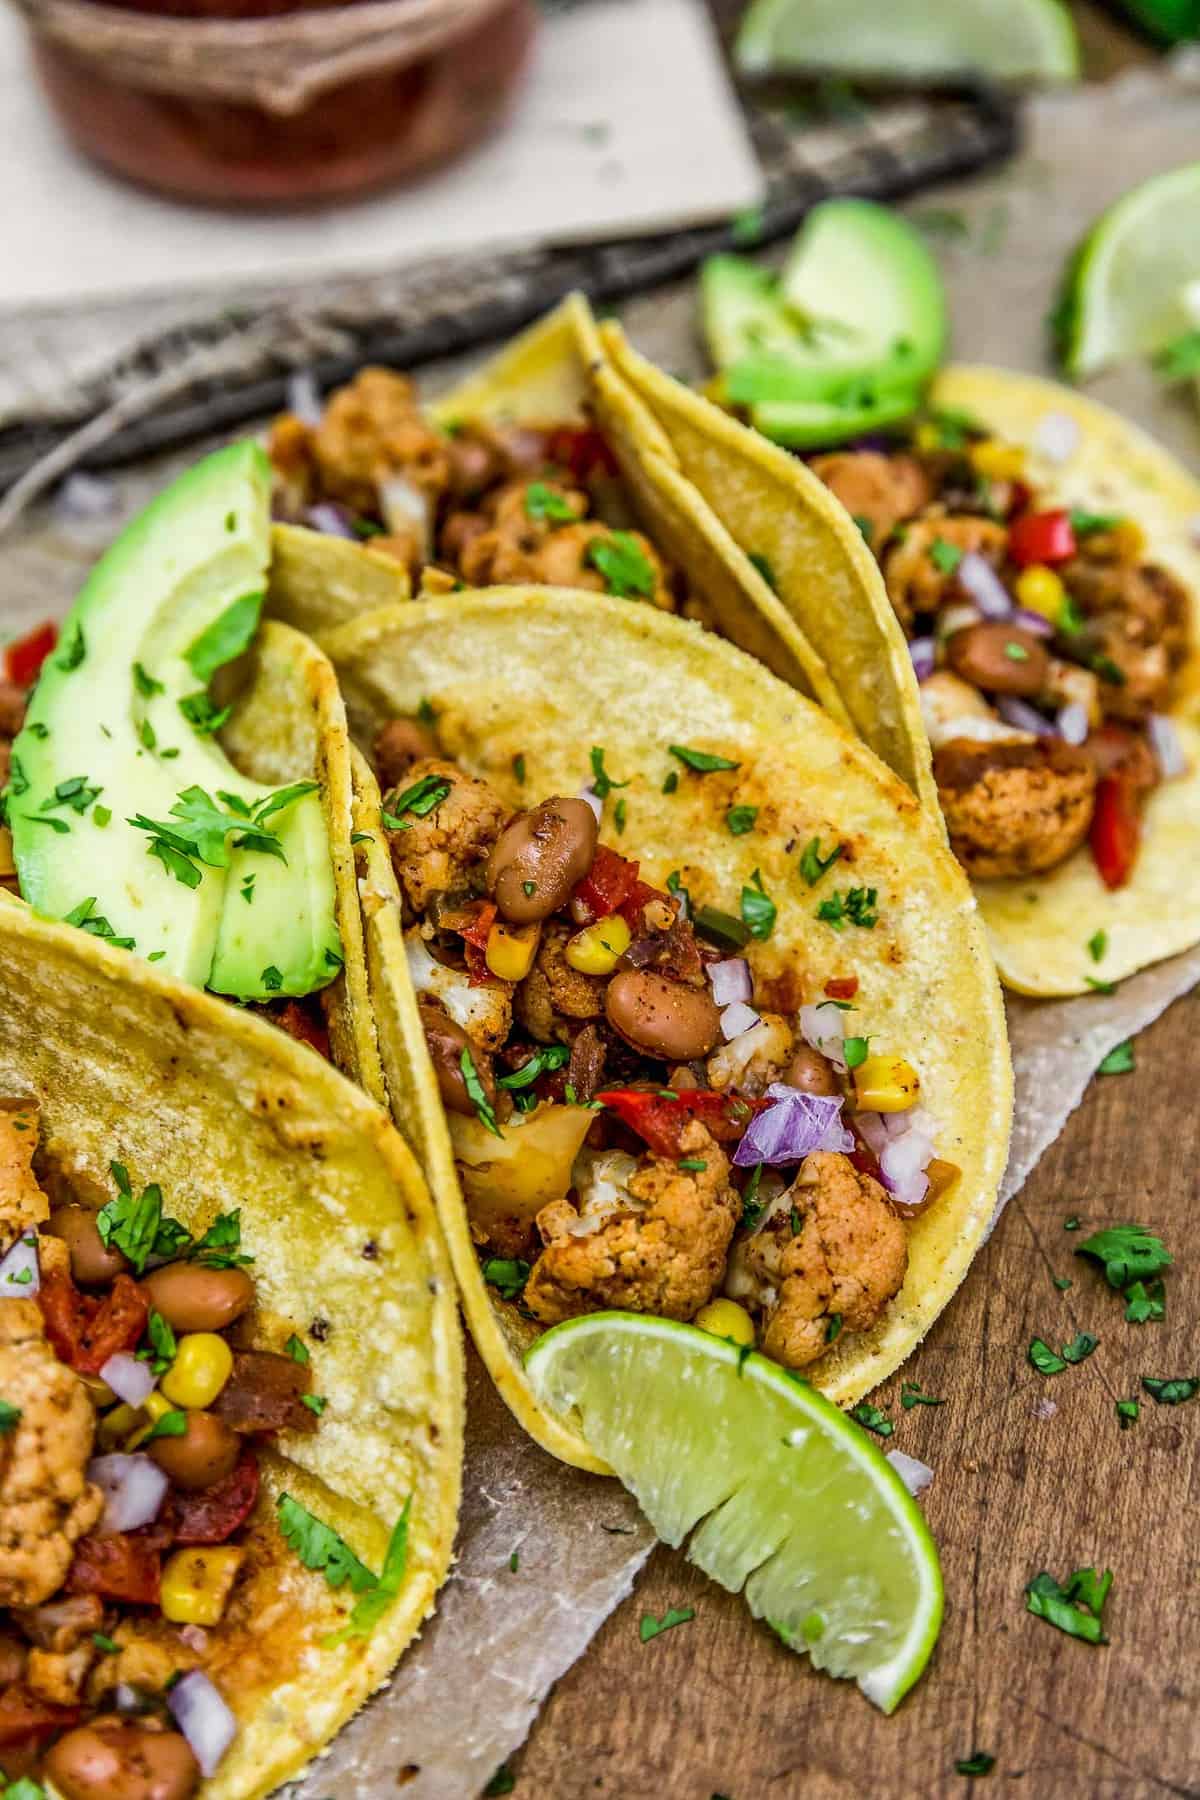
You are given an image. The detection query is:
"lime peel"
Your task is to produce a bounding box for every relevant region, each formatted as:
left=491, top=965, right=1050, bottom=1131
left=526, top=1311, right=943, bottom=1713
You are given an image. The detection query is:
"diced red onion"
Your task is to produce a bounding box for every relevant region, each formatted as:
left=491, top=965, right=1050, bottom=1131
left=1148, top=713, right=1187, bottom=779
left=286, top=370, right=322, bottom=426
left=578, top=787, right=603, bottom=823
left=854, top=1111, right=890, bottom=1158
left=87, top=1454, right=169, bottom=1533
left=1012, top=607, right=1054, bottom=638
left=0, top=1233, right=39, bottom=1298
left=114, top=1684, right=146, bottom=1715
left=304, top=502, right=357, bottom=540
left=957, top=553, right=1012, bottom=619
left=179, top=1625, right=210, bottom=1654
left=799, top=1001, right=847, bottom=1073
left=709, top=958, right=753, bottom=1007
left=886, top=1449, right=934, bottom=1497
left=1033, top=411, right=1081, bottom=464
left=1056, top=701, right=1089, bottom=747
left=379, top=474, right=431, bottom=559
left=56, top=471, right=117, bottom=521
left=720, top=1001, right=761, bottom=1042
left=100, top=1351, right=157, bottom=1408
left=997, top=696, right=1053, bottom=736
left=168, top=1671, right=237, bottom=1778
left=909, top=636, right=935, bottom=682
left=1032, top=1397, right=1058, bottom=1421
left=879, top=1127, right=934, bottom=1209
left=733, top=1089, right=853, bottom=1167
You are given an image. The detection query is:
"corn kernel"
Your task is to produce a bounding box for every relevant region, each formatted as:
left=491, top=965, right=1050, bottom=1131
left=914, top=421, right=943, bottom=454
left=694, top=1298, right=756, bottom=1349
left=969, top=439, right=1026, bottom=481
left=124, top=1388, right=175, bottom=1451
left=853, top=1055, right=921, bottom=1113
left=160, top=1547, right=244, bottom=1627
left=161, top=1333, right=234, bottom=1410
left=485, top=920, right=541, bottom=982
left=564, top=914, right=632, bottom=976
left=97, top=1402, right=142, bottom=1452
left=1014, top=564, right=1065, bottom=621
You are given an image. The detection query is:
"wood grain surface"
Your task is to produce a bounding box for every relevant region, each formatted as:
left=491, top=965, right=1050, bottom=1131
left=512, top=989, right=1200, bottom=1800
left=500, top=12, right=1195, bottom=1796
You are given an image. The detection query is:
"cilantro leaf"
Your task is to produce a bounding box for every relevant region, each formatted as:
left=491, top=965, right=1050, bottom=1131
left=726, top=805, right=758, bottom=836
left=285, top=1333, right=310, bottom=1365
left=1097, top=1040, right=1134, bottom=1076
left=740, top=1163, right=765, bottom=1232
left=748, top=551, right=776, bottom=590
left=1142, top=1376, right=1198, bottom=1405
left=1076, top=1225, right=1171, bottom=1290
left=1124, top=1279, right=1164, bottom=1324
left=741, top=869, right=776, bottom=942
left=1025, top=1568, right=1111, bottom=1644
left=588, top=747, right=629, bottom=801
left=179, top=692, right=233, bottom=735
left=668, top=744, right=740, bottom=774
left=955, top=1752, right=996, bottom=1777
left=133, top=661, right=164, bottom=698
left=929, top=537, right=964, bottom=575
left=1061, top=1332, right=1099, bottom=1365
left=900, top=1382, right=943, bottom=1410
left=484, top=1768, right=516, bottom=1796
left=850, top=1402, right=893, bottom=1438
left=0, top=1399, right=22, bottom=1433
left=1116, top=1398, right=1139, bottom=1429
left=96, top=1168, right=191, bottom=1275
left=1027, top=1337, right=1067, bottom=1376
left=461, top=1046, right=501, bottom=1138
left=799, top=837, right=843, bottom=887
left=185, top=592, right=264, bottom=684
left=143, top=1408, right=187, bottom=1444
left=277, top=1493, right=378, bottom=1594
left=639, top=1606, right=694, bottom=1642
left=482, top=1257, right=530, bottom=1302
left=497, top=1045, right=569, bottom=1090
left=586, top=531, right=656, bottom=599
left=817, top=885, right=878, bottom=931
left=525, top=481, right=578, bottom=524
left=1153, top=330, right=1200, bottom=382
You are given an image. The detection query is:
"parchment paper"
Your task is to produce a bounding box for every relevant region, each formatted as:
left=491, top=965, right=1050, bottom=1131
left=1, top=65, right=1198, bottom=1799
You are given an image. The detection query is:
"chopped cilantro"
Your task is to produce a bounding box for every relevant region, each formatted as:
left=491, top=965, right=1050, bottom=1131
left=1064, top=1216, right=1081, bottom=1231
left=1153, top=329, right=1200, bottom=382
left=62, top=896, right=135, bottom=951
left=1124, top=1279, right=1165, bottom=1324
left=748, top=551, right=776, bottom=590
left=185, top=591, right=264, bottom=683
left=285, top=1333, right=310, bottom=1365
left=276, top=1492, right=377, bottom=1594
left=614, top=797, right=628, bottom=834
left=1076, top=1225, right=1171, bottom=1290
left=512, top=753, right=526, bottom=785
left=1003, top=642, right=1030, bottom=662
left=1059, top=592, right=1085, bottom=635
left=955, top=1752, right=996, bottom=1777
left=139, top=1309, right=177, bottom=1375
left=93, top=804, right=111, bottom=828
left=669, top=744, right=740, bottom=774
left=929, top=538, right=964, bottom=576
left=817, top=885, right=878, bottom=931
left=740, top=1163, right=765, bottom=1232
left=588, top=746, right=629, bottom=801
left=730, top=204, right=764, bottom=247
left=179, top=691, right=232, bottom=735
left=138, top=717, right=157, bottom=752
left=825, top=1314, right=842, bottom=1343
left=900, top=1382, right=943, bottom=1409
left=799, top=836, right=843, bottom=887
left=56, top=624, right=86, bottom=672
left=240, top=873, right=256, bottom=904
left=852, top=513, right=874, bottom=544
left=97, top=1166, right=189, bottom=1274
left=726, top=805, right=758, bottom=836
left=350, top=831, right=374, bottom=846
left=262, top=965, right=283, bottom=992
left=586, top=531, right=656, bottom=598
left=143, top=1408, right=187, bottom=1444
left=1061, top=1332, right=1099, bottom=1365
left=662, top=769, right=679, bottom=795
left=132, top=661, right=164, bottom=698
left=498, top=1045, right=569, bottom=1090
left=482, top=1258, right=530, bottom=1302
left=850, top=1402, right=893, bottom=1438
left=842, top=1036, right=869, bottom=1070
left=1091, top=653, right=1126, bottom=687
left=1053, top=1276, right=1072, bottom=1291
left=461, top=1046, right=501, bottom=1137
left=302, top=1393, right=328, bottom=1417
left=381, top=773, right=451, bottom=832
left=1142, top=1376, right=1198, bottom=1405
left=525, top=481, right=578, bottom=524
left=1086, top=977, right=1116, bottom=995
left=0, top=1399, right=21, bottom=1433
left=484, top=1768, right=516, bottom=1797
left=1116, top=1398, right=1140, bottom=1429
left=741, top=869, right=776, bottom=941
left=508, top=1550, right=519, bottom=1573
left=1069, top=510, right=1121, bottom=536
left=1027, top=1338, right=1067, bottom=1376
left=679, top=1158, right=707, bottom=1172
left=1025, top=1568, right=1111, bottom=1644
left=1097, top=1040, right=1134, bottom=1076
left=42, top=775, right=102, bottom=816
left=639, top=1606, right=694, bottom=1642
left=18, top=814, right=68, bottom=835
left=92, top=1632, right=119, bottom=1653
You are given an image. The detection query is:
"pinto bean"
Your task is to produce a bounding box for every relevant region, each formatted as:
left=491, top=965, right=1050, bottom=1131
left=42, top=1723, right=200, bottom=1800
left=148, top=1411, right=241, bottom=1492
left=418, top=1002, right=490, bottom=1116
left=48, top=1206, right=128, bottom=1287
left=782, top=1046, right=841, bottom=1097
left=605, top=970, right=721, bottom=1062
left=487, top=797, right=598, bottom=924
left=946, top=622, right=1049, bottom=697
left=373, top=719, right=436, bottom=791
left=140, top=1265, right=254, bottom=1333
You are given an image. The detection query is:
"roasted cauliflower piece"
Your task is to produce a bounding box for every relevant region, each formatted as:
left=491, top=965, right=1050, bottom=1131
left=384, top=757, right=508, bottom=913
left=741, top=1151, right=906, bottom=1370
left=524, top=1121, right=740, bottom=1324
left=310, top=367, right=452, bottom=516
left=515, top=921, right=606, bottom=1042
left=933, top=737, right=1097, bottom=879
left=883, top=516, right=1008, bottom=631
left=810, top=451, right=933, bottom=552
left=0, top=1102, right=48, bottom=1252
left=0, top=1301, right=103, bottom=1608
left=706, top=1012, right=794, bottom=1097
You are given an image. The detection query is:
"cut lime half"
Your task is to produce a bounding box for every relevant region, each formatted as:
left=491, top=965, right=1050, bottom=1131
left=1055, top=163, right=1200, bottom=376
left=735, top=0, right=1078, bottom=85
left=526, top=1313, right=943, bottom=1712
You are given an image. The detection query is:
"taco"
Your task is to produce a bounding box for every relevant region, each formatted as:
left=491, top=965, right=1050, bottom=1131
left=0, top=900, right=462, bottom=1798
left=313, top=590, right=1010, bottom=1471
left=603, top=344, right=1200, bottom=997
left=1, top=442, right=409, bottom=1096
left=264, top=296, right=859, bottom=734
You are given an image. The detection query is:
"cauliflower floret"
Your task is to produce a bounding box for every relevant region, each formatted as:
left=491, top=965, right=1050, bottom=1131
left=883, top=517, right=1008, bottom=631
left=405, top=928, right=512, bottom=1057
left=309, top=367, right=452, bottom=516
left=933, top=737, right=1097, bottom=879
left=741, top=1151, right=907, bottom=1370
left=87, top=1617, right=201, bottom=1703
left=809, top=451, right=933, bottom=552
left=27, top=1641, right=96, bottom=1705
left=515, top=921, right=606, bottom=1043
left=525, top=1122, right=739, bottom=1324
left=460, top=516, right=675, bottom=609
left=0, top=1301, right=103, bottom=1607
left=1, top=1103, right=48, bottom=1255
left=706, top=1011, right=794, bottom=1097
left=384, top=758, right=508, bottom=913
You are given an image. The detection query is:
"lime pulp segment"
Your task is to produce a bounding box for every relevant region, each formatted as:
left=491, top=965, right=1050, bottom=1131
left=526, top=1312, right=942, bottom=1713
left=735, top=0, right=1079, bottom=84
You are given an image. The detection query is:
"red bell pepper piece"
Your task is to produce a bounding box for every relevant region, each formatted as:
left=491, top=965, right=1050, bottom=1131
left=546, top=425, right=619, bottom=483
left=1007, top=508, right=1077, bottom=569
left=274, top=1000, right=332, bottom=1060
left=1089, top=774, right=1141, bottom=890
left=65, top=1530, right=163, bottom=1605
left=173, top=1451, right=260, bottom=1545
left=573, top=845, right=641, bottom=921
left=824, top=975, right=858, bottom=1000
left=598, top=1087, right=765, bottom=1157
left=0, top=1685, right=80, bottom=1750
left=37, top=1266, right=148, bottom=1376
left=3, top=620, right=57, bottom=689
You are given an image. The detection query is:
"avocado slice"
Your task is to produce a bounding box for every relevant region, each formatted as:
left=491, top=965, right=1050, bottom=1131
left=8, top=443, right=339, bottom=999
left=750, top=384, right=926, bottom=450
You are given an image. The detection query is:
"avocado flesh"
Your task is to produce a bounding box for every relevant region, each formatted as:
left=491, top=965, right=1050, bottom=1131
left=751, top=385, right=926, bottom=450
left=9, top=442, right=338, bottom=999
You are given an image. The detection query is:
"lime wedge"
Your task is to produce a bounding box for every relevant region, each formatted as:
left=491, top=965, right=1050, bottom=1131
left=526, top=1313, right=942, bottom=1712
left=736, top=0, right=1078, bottom=85
left=1054, top=163, right=1200, bottom=376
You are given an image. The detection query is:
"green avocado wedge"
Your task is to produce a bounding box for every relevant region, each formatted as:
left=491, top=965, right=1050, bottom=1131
left=8, top=443, right=340, bottom=999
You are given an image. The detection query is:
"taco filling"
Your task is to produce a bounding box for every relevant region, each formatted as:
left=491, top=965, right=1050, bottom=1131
left=0, top=1104, right=389, bottom=1798
left=374, top=732, right=957, bottom=1373
left=270, top=370, right=694, bottom=614
left=808, top=426, right=1191, bottom=888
